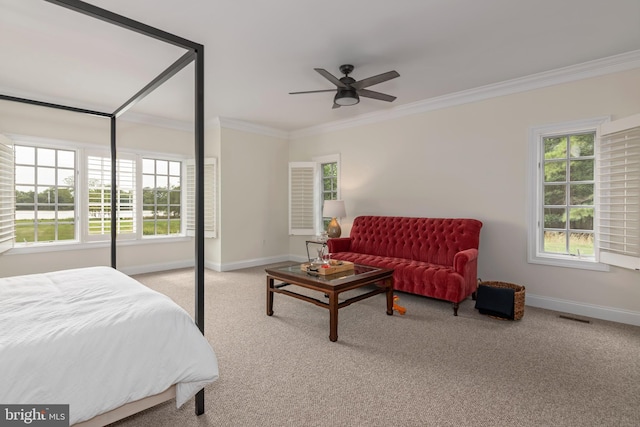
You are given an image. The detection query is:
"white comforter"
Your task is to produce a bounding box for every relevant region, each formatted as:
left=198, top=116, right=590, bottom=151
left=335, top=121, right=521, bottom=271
left=0, top=266, right=219, bottom=425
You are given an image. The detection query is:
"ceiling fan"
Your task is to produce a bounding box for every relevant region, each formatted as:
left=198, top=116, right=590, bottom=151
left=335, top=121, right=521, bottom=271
left=289, top=64, right=400, bottom=109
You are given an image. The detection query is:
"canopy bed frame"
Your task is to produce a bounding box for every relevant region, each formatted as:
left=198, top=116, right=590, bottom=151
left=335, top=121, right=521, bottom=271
left=0, top=0, right=209, bottom=423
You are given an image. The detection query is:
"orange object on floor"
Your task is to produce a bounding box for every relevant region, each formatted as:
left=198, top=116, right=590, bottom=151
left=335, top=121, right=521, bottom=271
left=393, top=295, right=406, bottom=315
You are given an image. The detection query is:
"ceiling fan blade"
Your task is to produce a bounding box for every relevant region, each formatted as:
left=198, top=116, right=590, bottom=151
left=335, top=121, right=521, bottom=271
left=351, top=70, right=400, bottom=90
left=357, top=89, right=396, bottom=102
left=289, top=89, right=337, bottom=94
left=332, top=103, right=341, bottom=109
left=314, top=68, right=347, bottom=88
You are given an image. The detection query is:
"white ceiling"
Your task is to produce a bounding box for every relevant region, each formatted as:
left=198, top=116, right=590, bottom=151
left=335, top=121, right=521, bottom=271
left=1, top=0, right=639, bottom=133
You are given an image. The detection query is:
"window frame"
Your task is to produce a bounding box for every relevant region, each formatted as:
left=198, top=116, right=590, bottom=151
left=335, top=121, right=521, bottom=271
left=5, top=135, right=190, bottom=254
left=527, top=117, right=610, bottom=271
left=314, top=154, right=341, bottom=233
left=13, top=140, right=79, bottom=246
left=141, top=157, right=183, bottom=238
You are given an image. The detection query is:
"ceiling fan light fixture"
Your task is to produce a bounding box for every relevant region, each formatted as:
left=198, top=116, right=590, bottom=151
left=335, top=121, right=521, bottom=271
left=334, top=88, right=359, bottom=106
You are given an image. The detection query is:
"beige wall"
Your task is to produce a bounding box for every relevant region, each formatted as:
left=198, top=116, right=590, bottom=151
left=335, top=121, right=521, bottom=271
left=0, top=100, right=196, bottom=276
left=288, top=68, right=640, bottom=324
left=215, top=127, right=289, bottom=270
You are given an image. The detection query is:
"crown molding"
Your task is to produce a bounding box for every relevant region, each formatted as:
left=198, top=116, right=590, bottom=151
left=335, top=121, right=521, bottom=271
left=289, top=49, right=640, bottom=140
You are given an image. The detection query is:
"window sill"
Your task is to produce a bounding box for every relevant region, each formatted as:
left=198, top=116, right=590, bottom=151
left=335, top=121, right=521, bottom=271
left=528, top=253, right=610, bottom=272
left=6, top=236, right=192, bottom=255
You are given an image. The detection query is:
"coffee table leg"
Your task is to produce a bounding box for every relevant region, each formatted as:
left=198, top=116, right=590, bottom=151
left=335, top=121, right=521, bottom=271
left=386, top=278, right=394, bottom=315
left=329, top=291, right=338, bottom=342
left=266, top=276, right=274, bottom=316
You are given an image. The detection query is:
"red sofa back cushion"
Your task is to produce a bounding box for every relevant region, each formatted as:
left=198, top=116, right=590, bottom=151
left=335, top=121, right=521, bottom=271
left=348, top=216, right=482, bottom=266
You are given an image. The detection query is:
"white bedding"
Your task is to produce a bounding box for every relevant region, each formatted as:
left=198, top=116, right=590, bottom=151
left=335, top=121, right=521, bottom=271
left=0, top=266, right=219, bottom=425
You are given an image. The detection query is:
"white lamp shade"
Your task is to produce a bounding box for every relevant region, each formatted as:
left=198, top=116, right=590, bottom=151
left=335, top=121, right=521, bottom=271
left=323, top=200, right=346, bottom=218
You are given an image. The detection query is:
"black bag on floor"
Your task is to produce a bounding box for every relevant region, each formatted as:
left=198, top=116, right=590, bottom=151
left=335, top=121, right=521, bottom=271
left=475, top=284, right=515, bottom=319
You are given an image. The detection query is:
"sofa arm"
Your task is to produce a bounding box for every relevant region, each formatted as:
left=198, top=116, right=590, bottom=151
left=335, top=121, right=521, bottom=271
left=453, top=248, right=478, bottom=276
left=327, top=238, right=352, bottom=253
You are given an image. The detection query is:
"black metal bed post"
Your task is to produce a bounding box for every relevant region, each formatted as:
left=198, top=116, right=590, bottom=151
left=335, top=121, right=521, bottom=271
left=110, top=116, right=117, bottom=268
left=0, top=95, right=110, bottom=118
left=2, top=5, right=210, bottom=414
left=194, top=42, right=206, bottom=416
left=44, top=0, right=208, bottom=415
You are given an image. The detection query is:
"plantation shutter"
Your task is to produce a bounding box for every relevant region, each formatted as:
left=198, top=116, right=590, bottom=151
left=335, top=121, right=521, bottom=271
left=86, top=153, right=136, bottom=240
left=0, top=134, right=14, bottom=254
left=289, top=162, right=318, bottom=235
left=596, top=113, right=640, bottom=270
left=186, top=158, right=216, bottom=238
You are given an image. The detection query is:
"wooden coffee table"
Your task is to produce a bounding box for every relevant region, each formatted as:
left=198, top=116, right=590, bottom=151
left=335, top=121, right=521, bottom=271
left=265, top=263, right=394, bottom=342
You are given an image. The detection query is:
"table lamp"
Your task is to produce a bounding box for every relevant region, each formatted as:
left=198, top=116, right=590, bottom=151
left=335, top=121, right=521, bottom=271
left=323, top=200, right=346, bottom=238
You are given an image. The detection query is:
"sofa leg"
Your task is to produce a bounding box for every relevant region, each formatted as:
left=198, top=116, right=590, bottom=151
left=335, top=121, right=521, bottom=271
left=452, top=303, right=459, bottom=316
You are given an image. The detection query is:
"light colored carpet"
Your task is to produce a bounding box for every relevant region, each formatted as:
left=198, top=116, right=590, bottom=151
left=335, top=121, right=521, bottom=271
left=108, top=264, right=640, bottom=427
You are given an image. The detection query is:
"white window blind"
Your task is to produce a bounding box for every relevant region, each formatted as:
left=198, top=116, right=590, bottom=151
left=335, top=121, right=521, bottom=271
left=289, top=162, right=318, bottom=235
left=0, top=134, right=14, bottom=254
left=186, top=158, right=216, bottom=238
left=597, top=113, right=640, bottom=270
left=86, top=154, right=136, bottom=239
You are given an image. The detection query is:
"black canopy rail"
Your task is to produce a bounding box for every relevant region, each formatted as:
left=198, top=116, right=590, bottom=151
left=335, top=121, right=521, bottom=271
left=1, top=0, right=207, bottom=415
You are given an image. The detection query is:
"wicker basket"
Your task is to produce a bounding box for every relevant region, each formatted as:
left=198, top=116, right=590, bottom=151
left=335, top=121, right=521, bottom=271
left=478, top=281, right=526, bottom=320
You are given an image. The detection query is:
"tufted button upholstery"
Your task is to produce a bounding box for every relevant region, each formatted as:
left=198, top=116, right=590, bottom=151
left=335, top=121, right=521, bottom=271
left=328, top=216, right=483, bottom=313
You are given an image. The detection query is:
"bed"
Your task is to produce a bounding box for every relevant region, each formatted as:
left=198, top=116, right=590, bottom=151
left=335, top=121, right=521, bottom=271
left=0, top=266, right=219, bottom=426
left=1, top=1, right=212, bottom=422
left=1, top=1, right=213, bottom=423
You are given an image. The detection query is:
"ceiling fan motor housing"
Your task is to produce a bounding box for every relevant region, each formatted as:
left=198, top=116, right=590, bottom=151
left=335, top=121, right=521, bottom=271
left=339, top=64, right=355, bottom=75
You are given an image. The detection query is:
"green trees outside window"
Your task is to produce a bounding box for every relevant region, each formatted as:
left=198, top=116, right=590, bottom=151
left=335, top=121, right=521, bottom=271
left=542, top=132, right=595, bottom=256
left=321, top=162, right=338, bottom=230
left=142, top=159, right=182, bottom=236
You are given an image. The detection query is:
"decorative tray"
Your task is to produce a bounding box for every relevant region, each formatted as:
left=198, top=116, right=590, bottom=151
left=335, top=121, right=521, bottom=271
left=300, top=260, right=354, bottom=275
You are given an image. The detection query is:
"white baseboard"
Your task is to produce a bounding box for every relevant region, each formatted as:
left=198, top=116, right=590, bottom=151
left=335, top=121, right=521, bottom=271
left=526, top=293, right=640, bottom=326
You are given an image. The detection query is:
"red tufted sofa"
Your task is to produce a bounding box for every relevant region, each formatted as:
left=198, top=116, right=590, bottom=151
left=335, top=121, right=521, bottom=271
left=327, top=216, right=483, bottom=315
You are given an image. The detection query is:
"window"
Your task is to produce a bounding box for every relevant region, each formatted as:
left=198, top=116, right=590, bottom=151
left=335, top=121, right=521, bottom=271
left=542, top=133, right=595, bottom=256
left=320, top=160, right=338, bottom=230
left=1, top=136, right=193, bottom=252
left=143, top=158, right=182, bottom=236
left=528, top=118, right=609, bottom=271
left=288, top=154, right=340, bottom=236
left=14, top=144, right=76, bottom=244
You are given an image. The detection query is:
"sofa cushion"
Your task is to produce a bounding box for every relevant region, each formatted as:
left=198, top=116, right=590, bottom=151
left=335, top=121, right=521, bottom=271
left=330, top=252, right=466, bottom=303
